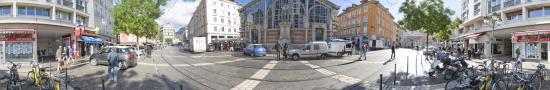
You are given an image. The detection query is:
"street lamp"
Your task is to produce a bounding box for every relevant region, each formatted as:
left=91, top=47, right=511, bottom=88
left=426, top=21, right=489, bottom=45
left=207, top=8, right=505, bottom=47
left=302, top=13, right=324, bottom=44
left=483, top=13, right=502, bottom=60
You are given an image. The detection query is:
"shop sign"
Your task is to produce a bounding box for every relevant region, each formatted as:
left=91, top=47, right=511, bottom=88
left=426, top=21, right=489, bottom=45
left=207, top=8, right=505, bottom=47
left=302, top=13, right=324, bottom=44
left=512, top=38, right=550, bottom=42
left=0, top=30, right=35, bottom=41
left=512, top=30, right=550, bottom=36
left=0, top=38, right=35, bottom=41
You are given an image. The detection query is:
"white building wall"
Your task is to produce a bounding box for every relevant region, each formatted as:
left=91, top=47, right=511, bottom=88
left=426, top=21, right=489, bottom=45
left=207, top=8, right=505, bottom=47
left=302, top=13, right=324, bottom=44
left=189, top=0, right=241, bottom=45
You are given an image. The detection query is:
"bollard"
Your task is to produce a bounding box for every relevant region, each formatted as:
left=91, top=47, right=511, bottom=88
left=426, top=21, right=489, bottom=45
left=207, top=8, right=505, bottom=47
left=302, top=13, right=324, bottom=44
left=407, top=56, right=409, bottom=74
left=416, top=55, right=418, bottom=76
left=379, top=74, right=383, bottom=90
left=102, top=79, right=105, bottom=90
left=394, top=64, right=397, bottom=85
left=180, top=84, right=183, bottom=90
left=66, top=68, right=68, bottom=90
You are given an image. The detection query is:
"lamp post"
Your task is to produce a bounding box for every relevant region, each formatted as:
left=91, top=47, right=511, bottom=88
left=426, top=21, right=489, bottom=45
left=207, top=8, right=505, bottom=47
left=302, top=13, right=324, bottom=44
left=483, top=13, right=501, bottom=60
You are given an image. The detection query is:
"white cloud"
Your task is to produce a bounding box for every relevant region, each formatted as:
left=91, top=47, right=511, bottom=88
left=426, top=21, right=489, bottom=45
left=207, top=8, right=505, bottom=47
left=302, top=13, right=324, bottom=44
left=156, top=0, right=201, bottom=29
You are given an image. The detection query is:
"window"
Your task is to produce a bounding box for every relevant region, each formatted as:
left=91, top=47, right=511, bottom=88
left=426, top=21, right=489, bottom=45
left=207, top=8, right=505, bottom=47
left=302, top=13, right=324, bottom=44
left=18, top=7, right=49, bottom=16
left=214, top=9, right=216, bottom=14
left=363, top=7, right=368, bottom=12
left=221, top=27, right=224, bottom=32
left=56, top=11, right=72, bottom=22
left=545, top=7, right=550, bottom=16
left=529, top=8, right=543, bottom=18
left=228, top=20, right=231, bottom=25
left=314, top=44, right=320, bottom=50
left=363, top=16, right=368, bottom=33
left=221, top=18, right=224, bottom=23
left=0, top=6, right=11, bottom=16
left=214, top=26, right=217, bottom=31
left=234, top=28, right=237, bottom=32
left=228, top=12, right=230, bottom=16
left=214, top=17, right=217, bottom=22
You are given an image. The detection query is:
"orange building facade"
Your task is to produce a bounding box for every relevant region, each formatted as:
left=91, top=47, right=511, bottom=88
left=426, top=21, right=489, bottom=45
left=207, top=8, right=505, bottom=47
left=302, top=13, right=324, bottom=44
left=337, top=1, right=398, bottom=48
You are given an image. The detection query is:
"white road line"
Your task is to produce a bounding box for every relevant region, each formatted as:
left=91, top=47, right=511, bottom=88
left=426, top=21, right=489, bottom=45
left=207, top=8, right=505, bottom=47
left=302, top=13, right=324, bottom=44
left=192, top=63, right=215, bottom=66
left=231, top=60, right=278, bottom=90
left=300, top=61, right=362, bottom=85
left=230, top=80, right=261, bottom=90
left=332, top=75, right=361, bottom=84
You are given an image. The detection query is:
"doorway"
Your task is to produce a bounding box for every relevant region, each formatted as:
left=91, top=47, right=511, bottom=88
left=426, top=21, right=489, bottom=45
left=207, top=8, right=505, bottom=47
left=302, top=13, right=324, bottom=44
left=542, top=43, right=547, bottom=60
left=315, top=28, right=324, bottom=41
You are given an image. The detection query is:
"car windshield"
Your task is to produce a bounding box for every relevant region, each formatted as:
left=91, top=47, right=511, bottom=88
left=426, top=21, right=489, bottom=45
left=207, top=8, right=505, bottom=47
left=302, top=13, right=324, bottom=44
left=253, top=45, right=264, bottom=48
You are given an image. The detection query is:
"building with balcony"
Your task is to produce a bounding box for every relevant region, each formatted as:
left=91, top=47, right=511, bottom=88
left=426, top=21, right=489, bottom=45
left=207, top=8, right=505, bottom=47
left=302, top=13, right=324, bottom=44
left=162, top=24, right=176, bottom=43
left=240, top=0, right=339, bottom=48
left=188, top=0, right=241, bottom=45
left=456, top=0, right=550, bottom=61
left=337, top=0, right=397, bottom=48
left=0, top=0, right=113, bottom=62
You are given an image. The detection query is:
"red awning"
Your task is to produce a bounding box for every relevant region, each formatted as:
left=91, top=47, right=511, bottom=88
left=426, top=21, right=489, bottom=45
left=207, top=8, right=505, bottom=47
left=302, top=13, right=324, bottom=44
left=512, top=30, right=550, bottom=36
left=464, top=33, right=482, bottom=39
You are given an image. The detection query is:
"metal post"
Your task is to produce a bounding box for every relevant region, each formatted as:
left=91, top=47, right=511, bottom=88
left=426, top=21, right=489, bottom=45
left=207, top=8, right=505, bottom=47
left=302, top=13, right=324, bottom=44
left=394, top=64, right=397, bottom=85
left=379, top=74, right=383, bottom=90
left=102, top=79, right=105, bottom=90
left=180, top=84, right=183, bottom=90
left=407, top=56, right=409, bottom=74
left=65, top=67, right=68, bottom=90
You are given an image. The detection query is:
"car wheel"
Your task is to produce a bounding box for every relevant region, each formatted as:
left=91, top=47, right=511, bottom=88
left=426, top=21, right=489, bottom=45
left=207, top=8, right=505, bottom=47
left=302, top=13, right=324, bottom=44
left=90, top=58, right=98, bottom=66
left=118, top=61, right=128, bottom=70
left=320, top=54, right=327, bottom=60
left=292, top=54, right=299, bottom=61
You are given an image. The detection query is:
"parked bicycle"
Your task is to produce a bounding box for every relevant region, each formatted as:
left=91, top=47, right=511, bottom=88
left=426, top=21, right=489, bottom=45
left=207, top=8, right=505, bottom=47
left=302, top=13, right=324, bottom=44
left=27, top=61, right=53, bottom=89
left=474, top=60, right=507, bottom=90
left=2, top=61, right=22, bottom=90
left=508, top=64, right=545, bottom=90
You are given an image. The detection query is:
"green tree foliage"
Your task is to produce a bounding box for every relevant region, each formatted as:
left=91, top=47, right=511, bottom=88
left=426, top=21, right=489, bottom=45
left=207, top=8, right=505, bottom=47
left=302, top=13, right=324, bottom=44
left=398, top=0, right=454, bottom=46
left=113, top=0, right=166, bottom=42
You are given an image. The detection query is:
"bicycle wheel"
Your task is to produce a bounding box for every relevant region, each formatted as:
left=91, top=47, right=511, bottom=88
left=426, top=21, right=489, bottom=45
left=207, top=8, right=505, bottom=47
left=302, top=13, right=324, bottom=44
left=40, top=77, right=52, bottom=89
left=531, top=74, right=543, bottom=90
left=26, top=71, right=34, bottom=83
left=491, top=80, right=507, bottom=90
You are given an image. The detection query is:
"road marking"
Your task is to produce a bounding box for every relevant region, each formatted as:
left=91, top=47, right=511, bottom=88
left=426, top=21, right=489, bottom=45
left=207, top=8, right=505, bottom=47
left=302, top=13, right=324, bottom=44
left=192, top=63, right=215, bottom=66
left=230, top=80, right=261, bottom=90
left=138, top=58, right=247, bottom=67
left=231, top=60, right=278, bottom=90
left=300, top=61, right=362, bottom=85
left=332, top=75, right=361, bottom=84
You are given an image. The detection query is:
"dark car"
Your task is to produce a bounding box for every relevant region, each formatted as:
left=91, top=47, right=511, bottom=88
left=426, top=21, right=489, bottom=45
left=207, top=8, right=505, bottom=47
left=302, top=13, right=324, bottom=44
left=89, top=46, right=138, bottom=70
left=243, top=44, right=267, bottom=56
left=207, top=44, right=215, bottom=52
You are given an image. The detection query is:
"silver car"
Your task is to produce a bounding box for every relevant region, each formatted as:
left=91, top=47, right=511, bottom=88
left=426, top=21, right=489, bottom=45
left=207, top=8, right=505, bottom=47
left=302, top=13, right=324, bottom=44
left=89, top=46, right=138, bottom=70
left=288, top=41, right=330, bottom=60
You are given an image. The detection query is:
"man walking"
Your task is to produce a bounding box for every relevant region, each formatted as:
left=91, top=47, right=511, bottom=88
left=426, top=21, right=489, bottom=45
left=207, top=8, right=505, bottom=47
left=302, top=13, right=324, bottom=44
left=107, top=49, right=119, bottom=82
left=391, top=45, right=396, bottom=59
left=283, top=43, right=288, bottom=60
left=273, top=43, right=281, bottom=60
left=56, top=46, right=63, bottom=73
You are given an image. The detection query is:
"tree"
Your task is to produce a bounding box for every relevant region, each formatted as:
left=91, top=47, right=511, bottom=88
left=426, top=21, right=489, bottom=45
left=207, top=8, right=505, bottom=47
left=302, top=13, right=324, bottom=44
left=398, top=0, right=453, bottom=48
left=436, top=18, right=462, bottom=40
left=113, top=0, right=166, bottom=44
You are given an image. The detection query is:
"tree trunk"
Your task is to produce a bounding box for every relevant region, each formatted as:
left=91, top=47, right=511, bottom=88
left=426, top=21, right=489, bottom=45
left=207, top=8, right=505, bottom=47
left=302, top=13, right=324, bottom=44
left=426, top=34, right=429, bottom=49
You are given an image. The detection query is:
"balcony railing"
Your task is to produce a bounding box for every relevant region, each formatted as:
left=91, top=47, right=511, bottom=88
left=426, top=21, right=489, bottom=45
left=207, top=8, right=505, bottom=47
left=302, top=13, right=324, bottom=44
left=76, top=5, right=86, bottom=12
left=504, top=0, right=521, bottom=8
left=57, top=0, right=73, bottom=8
left=19, top=0, right=54, bottom=3
left=490, top=5, right=501, bottom=13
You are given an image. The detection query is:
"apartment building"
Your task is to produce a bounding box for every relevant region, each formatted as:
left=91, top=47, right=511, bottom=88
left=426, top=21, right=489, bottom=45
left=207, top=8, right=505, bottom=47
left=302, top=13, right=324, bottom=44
left=456, top=0, right=550, bottom=61
left=337, top=0, right=397, bottom=48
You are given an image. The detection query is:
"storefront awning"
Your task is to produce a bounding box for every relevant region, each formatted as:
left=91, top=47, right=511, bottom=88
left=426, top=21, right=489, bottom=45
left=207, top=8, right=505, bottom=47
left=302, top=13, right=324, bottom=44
left=464, top=33, right=482, bottom=39
left=81, top=36, right=103, bottom=45
left=512, top=30, right=550, bottom=36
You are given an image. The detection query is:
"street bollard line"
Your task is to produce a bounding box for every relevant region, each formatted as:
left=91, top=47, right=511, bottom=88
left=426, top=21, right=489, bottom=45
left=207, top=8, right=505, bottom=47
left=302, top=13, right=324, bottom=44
left=379, top=74, right=383, bottom=90
left=407, top=56, right=409, bottom=74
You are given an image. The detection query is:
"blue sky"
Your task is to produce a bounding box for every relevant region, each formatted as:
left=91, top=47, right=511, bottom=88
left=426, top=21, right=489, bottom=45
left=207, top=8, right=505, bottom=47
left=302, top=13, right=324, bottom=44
left=156, top=0, right=460, bottom=29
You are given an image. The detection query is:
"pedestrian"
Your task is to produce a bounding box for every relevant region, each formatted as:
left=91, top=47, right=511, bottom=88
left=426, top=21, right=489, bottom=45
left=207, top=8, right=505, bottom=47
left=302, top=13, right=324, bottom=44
left=515, top=47, right=522, bottom=72
left=359, top=42, right=366, bottom=60
left=56, top=46, right=64, bottom=73
left=107, top=48, right=119, bottom=82
left=273, top=43, right=281, bottom=60
left=67, top=46, right=74, bottom=65
left=283, top=43, right=288, bottom=60
left=391, top=45, right=396, bottom=59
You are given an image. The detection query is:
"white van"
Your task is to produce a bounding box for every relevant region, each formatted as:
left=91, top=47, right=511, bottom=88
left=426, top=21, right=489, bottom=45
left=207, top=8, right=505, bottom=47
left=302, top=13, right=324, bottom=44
left=326, top=39, right=352, bottom=57
left=288, top=41, right=329, bottom=60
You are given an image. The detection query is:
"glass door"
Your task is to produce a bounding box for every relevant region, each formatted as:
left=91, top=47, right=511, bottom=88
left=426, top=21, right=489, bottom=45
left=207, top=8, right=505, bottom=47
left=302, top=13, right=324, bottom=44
left=542, top=43, right=548, bottom=60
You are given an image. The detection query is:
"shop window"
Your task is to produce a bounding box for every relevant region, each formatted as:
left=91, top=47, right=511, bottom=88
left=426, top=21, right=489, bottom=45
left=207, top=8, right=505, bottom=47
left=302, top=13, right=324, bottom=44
left=18, top=6, right=49, bottom=17
left=545, top=7, right=550, bottom=16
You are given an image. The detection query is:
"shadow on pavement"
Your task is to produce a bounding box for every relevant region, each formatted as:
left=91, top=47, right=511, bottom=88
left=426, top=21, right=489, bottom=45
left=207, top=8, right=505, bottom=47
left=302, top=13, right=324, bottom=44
left=343, top=72, right=447, bottom=90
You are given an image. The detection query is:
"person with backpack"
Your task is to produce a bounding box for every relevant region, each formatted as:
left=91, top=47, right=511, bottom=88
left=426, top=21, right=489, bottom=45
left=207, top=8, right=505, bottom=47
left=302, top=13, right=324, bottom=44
left=107, top=49, right=119, bottom=82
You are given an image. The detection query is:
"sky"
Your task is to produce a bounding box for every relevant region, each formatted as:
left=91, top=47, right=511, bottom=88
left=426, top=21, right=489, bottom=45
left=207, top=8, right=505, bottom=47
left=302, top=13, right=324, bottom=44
left=156, top=0, right=461, bottom=30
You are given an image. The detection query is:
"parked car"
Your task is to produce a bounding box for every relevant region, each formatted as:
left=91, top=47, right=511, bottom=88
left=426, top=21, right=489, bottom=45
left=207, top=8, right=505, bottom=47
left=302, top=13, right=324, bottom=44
left=422, top=47, right=436, bottom=55
left=243, top=44, right=267, bottom=56
left=288, top=41, right=329, bottom=60
left=207, top=44, right=215, bottom=52
left=89, top=46, right=138, bottom=70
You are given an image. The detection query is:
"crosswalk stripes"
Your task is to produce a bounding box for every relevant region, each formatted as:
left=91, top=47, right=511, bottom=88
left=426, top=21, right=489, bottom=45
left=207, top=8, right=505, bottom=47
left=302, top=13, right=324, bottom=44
left=231, top=60, right=278, bottom=90
left=299, top=61, right=361, bottom=84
